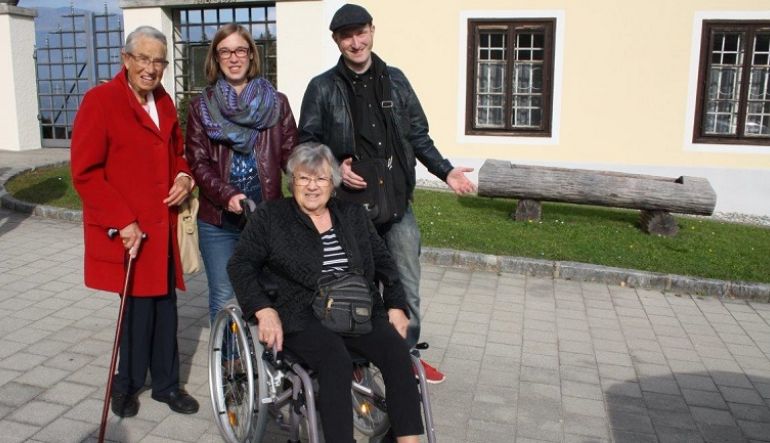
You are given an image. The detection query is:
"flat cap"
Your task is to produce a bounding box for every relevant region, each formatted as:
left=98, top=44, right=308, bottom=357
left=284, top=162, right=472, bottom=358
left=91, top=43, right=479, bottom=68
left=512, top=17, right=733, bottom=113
left=329, top=3, right=373, bottom=32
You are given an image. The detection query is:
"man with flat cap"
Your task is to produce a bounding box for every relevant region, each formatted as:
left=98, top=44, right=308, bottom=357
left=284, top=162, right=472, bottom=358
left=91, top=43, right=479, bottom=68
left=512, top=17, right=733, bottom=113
left=299, top=3, right=477, bottom=384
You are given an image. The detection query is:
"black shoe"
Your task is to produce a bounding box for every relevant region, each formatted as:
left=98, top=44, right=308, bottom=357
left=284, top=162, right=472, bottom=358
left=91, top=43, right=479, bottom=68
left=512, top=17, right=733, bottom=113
left=111, top=392, right=139, bottom=418
left=151, top=389, right=199, bottom=414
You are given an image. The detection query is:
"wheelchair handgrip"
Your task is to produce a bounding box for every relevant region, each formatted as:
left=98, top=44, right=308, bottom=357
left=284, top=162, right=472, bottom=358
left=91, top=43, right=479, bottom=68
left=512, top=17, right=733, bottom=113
left=240, top=198, right=257, bottom=217
left=261, top=345, right=283, bottom=367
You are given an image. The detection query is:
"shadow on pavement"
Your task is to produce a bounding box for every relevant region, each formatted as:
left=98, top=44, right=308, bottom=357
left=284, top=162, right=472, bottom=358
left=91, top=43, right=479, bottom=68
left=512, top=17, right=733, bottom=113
left=82, top=415, right=132, bottom=442
left=0, top=208, right=31, bottom=241
left=606, top=371, right=770, bottom=442
left=0, top=167, right=31, bottom=239
left=9, top=176, right=67, bottom=204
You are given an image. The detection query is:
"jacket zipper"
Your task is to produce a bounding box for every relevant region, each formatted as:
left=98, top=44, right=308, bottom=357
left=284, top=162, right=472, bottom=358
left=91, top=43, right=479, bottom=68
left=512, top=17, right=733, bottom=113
left=334, top=77, right=359, bottom=159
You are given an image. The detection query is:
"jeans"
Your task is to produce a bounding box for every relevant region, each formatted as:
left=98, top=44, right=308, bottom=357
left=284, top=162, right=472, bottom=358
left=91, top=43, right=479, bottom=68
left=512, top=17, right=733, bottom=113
left=198, top=220, right=241, bottom=324
left=382, top=205, right=422, bottom=350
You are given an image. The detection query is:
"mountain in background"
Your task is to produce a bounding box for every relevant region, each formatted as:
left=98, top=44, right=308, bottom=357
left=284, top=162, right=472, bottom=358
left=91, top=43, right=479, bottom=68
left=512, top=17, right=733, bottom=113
left=33, top=6, right=123, bottom=47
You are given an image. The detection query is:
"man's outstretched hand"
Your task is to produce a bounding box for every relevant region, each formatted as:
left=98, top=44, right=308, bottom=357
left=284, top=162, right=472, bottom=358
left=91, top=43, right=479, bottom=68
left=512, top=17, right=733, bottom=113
left=446, top=167, right=477, bottom=195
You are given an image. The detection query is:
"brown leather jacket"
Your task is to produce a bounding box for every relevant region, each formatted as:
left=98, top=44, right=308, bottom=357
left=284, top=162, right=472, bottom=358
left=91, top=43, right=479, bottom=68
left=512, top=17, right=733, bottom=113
left=185, top=90, right=298, bottom=226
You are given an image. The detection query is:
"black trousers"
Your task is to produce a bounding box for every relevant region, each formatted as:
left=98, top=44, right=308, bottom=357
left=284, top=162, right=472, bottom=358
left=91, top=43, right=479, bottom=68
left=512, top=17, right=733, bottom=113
left=283, top=316, right=424, bottom=442
left=113, top=259, right=180, bottom=397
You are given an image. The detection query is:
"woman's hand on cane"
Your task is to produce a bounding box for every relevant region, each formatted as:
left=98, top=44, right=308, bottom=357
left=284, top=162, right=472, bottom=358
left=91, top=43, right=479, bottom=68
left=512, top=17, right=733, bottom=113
left=120, top=222, right=144, bottom=258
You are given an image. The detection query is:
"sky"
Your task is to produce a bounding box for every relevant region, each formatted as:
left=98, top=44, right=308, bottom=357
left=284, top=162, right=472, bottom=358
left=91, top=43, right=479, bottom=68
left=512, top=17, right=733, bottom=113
left=21, top=0, right=121, bottom=13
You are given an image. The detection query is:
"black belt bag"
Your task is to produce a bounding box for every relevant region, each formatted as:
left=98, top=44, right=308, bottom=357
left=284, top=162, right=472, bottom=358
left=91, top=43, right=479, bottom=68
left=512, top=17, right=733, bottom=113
left=312, top=271, right=373, bottom=336
left=335, top=158, right=402, bottom=225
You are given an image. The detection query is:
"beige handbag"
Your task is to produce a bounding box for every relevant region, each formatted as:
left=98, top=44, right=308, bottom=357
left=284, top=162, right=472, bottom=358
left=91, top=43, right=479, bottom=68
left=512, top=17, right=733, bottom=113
left=177, top=195, right=201, bottom=274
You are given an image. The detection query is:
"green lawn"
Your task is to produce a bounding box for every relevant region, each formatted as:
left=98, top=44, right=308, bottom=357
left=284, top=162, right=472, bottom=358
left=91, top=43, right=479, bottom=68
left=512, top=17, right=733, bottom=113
left=413, top=189, right=770, bottom=283
left=5, top=164, right=82, bottom=210
left=6, top=164, right=770, bottom=284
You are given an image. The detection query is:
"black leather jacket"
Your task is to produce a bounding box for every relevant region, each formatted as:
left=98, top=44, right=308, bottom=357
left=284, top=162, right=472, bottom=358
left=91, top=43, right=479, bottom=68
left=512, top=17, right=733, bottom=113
left=298, top=55, right=454, bottom=196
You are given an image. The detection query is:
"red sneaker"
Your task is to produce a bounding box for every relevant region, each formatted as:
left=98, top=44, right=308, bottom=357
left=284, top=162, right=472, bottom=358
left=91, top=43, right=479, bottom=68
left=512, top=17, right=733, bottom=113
left=418, top=359, right=445, bottom=384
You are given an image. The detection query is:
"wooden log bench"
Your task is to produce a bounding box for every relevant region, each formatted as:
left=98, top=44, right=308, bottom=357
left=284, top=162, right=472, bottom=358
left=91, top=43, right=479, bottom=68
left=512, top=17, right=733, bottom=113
left=477, top=159, right=717, bottom=236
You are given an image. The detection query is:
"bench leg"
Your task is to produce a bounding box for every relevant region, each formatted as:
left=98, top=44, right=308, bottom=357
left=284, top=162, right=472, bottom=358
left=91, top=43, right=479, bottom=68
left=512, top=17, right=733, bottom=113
left=514, top=198, right=542, bottom=221
left=640, top=210, right=679, bottom=236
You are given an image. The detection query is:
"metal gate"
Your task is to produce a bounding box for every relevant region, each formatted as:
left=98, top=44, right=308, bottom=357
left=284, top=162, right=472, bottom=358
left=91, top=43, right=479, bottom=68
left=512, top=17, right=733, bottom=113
left=35, top=6, right=124, bottom=148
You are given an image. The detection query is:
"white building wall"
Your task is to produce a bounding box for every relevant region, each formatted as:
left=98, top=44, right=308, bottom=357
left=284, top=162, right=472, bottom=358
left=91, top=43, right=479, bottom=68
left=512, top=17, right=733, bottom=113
left=276, top=0, right=345, bottom=116
left=0, top=6, right=40, bottom=151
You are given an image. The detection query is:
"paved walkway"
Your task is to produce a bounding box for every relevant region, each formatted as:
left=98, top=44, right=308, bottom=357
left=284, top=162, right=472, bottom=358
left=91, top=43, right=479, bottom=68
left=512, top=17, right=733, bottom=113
left=1, top=208, right=770, bottom=443
left=2, top=149, right=770, bottom=442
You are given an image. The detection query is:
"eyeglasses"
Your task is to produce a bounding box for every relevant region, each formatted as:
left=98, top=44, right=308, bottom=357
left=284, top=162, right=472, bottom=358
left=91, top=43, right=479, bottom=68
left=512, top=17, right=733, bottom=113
left=217, top=47, right=250, bottom=59
left=127, top=53, right=169, bottom=70
left=293, top=175, right=332, bottom=187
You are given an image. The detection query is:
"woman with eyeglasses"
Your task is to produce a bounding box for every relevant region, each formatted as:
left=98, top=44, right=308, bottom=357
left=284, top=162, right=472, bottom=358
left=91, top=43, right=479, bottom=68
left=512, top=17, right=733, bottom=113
left=228, top=142, right=423, bottom=443
left=185, top=24, right=298, bottom=326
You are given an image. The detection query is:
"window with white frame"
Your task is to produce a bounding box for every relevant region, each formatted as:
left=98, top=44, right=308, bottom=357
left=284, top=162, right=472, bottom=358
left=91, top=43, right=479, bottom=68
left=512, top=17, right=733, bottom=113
left=466, top=19, right=555, bottom=136
left=694, top=21, right=770, bottom=144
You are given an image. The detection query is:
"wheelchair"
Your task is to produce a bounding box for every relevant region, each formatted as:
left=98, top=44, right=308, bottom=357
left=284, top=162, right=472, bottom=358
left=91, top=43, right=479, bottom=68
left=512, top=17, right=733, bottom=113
left=208, top=302, right=437, bottom=443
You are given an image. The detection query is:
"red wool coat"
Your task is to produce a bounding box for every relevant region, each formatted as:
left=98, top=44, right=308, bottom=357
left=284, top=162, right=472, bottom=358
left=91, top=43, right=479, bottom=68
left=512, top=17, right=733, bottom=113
left=71, top=68, right=190, bottom=296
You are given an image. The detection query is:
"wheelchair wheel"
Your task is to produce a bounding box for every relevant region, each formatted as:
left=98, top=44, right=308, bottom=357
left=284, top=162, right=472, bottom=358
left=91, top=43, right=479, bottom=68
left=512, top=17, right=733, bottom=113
left=209, top=303, right=268, bottom=443
left=351, top=363, right=390, bottom=437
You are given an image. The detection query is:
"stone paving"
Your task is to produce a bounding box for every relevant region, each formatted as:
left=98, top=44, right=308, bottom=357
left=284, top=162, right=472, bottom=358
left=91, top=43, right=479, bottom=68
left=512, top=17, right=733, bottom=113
left=2, top=147, right=770, bottom=442
left=1, top=208, right=770, bottom=442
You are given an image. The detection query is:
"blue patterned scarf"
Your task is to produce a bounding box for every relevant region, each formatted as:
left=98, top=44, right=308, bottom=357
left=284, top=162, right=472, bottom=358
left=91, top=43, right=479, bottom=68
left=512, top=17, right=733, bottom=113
left=199, top=76, right=280, bottom=153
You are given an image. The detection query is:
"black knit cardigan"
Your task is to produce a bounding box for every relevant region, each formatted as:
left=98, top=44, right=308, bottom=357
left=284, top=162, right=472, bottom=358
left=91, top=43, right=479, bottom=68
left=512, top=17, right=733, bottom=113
left=227, top=197, right=408, bottom=334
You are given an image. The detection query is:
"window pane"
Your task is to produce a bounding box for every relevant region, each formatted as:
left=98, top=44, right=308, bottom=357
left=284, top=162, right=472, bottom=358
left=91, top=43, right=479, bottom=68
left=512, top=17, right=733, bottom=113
left=204, top=25, right=217, bottom=41
left=755, top=33, right=770, bottom=65
left=748, top=67, right=769, bottom=101
left=479, top=31, right=506, bottom=61
left=475, top=29, right=507, bottom=128
left=745, top=100, right=770, bottom=136
left=252, top=23, right=268, bottom=39
left=511, top=30, right=545, bottom=129
left=188, top=26, right=203, bottom=42
left=219, top=9, right=233, bottom=23
left=252, top=7, right=266, bottom=22
left=476, top=94, right=504, bottom=127
left=512, top=95, right=541, bottom=128
left=204, top=9, right=217, bottom=23
left=478, top=62, right=504, bottom=93
left=703, top=32, right=745, bottom=136
left=706, top=67, right=740, bottom=100
left=712, top=32, right=744, bottom=65
left=188, top=10, right=202, bottom=24
left=745, top=32, right=770, bottom=137
left=235, top=8, right=249, bottom=23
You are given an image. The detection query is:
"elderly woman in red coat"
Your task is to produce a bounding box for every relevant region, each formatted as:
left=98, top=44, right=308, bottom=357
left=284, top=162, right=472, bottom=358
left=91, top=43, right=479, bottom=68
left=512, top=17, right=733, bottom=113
left=71, top=25, right=199, bottom=418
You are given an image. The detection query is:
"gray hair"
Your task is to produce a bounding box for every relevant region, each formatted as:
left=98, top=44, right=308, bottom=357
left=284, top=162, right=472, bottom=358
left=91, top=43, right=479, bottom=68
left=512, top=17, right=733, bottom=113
left=125, top=26, right=167, bottom=53
left=286, top=142, right=342, bottom=193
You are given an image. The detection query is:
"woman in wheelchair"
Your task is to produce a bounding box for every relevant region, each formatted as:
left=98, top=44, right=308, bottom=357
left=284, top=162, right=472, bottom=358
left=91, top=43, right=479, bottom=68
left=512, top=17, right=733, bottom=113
left=227, top=142, right=424, bottom=443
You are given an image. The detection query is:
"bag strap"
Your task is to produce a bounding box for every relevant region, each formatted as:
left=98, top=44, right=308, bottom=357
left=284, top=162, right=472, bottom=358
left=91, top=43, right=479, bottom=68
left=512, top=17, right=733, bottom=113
left=378, top=69, right=409, bottom=182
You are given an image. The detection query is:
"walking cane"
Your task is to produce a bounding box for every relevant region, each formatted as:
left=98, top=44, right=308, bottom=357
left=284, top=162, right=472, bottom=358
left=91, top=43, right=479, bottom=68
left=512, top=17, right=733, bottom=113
left=98, top=229, right=146, bottom=443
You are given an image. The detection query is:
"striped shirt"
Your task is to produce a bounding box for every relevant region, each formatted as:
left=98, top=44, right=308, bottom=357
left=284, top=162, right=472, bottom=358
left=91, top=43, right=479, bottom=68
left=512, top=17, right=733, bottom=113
left=321, top=228, right=349, bottom=273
